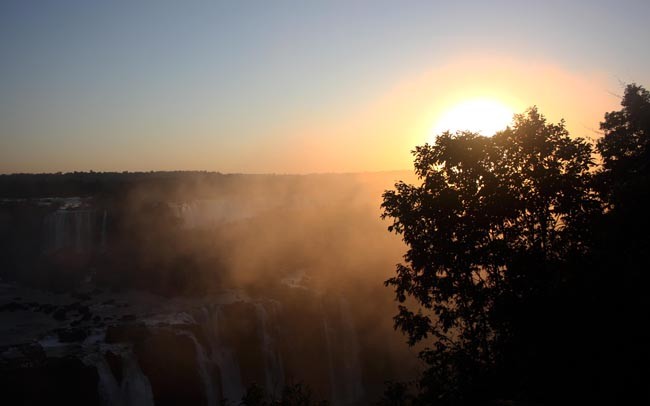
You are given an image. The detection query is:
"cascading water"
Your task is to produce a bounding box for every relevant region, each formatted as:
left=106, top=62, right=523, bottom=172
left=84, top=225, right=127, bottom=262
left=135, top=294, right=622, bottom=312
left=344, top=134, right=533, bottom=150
left=120, top=350, right=155, bottom=406
left=44, top=209, right=95, bottom=253
left=321, top=301, right=340, bottom=405
left=93, top=353, right=122, bottom=405
left=199, top=305, right=244, bottom=403
left=88, top=347, right=155, bottom=406
left=44, top=210, right=69, bottom=252
left=321, top=296, right=365, bottom=406
left=176, top=330, right=217, bottom=406
left=169, top=199, right=260, bottom=229
left=254, top=301, right=285, bottom=395
left=101, top=209, right=108, bottom=252
left=337, top=297, right=364, bottom=403
left=74, top=210, right=93, bottom=252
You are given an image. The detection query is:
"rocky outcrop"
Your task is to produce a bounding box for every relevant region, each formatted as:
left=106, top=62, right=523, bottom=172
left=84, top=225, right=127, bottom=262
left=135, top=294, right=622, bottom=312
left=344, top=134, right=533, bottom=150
left=0, top=344, right=100, bottom=405
left=105, top=322, right=206, bottom=405
left=0, top=285, right=408, bottom=406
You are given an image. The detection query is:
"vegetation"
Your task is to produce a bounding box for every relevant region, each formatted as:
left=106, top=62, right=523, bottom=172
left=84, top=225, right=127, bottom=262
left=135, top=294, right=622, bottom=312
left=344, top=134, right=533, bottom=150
left=237, top=382, right=328, bottom=406
left=382, top=84, right=650, bottom=404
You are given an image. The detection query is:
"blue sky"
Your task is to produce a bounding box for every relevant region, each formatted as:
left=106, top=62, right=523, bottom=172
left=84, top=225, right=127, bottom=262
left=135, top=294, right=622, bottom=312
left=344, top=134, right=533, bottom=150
left=1, top=1, right=649, bottom=173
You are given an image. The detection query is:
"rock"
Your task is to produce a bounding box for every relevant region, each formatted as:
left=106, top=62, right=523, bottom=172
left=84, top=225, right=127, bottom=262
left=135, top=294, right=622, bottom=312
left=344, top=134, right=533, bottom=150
left=52, top=307, right=67, bottom=320
left=135, top=329, right=206, bottom=406
left=104, top=323, right=206, bottom=405
left=105, top=323, right=150, bottom=344
left=39, top=303, right=55, bottom=314
left=105, top=350, right=123, bottom=385
left=71, top=292, right=91, bottom=301
left=0, top=343, right=46, bottom=368
left=0, top=301, right=27, bottom=312
left=0, top=355, right=99, bottom=405
left=120, top=314, right=136, bottom=322
left=55, top=328, right=88, bottom=343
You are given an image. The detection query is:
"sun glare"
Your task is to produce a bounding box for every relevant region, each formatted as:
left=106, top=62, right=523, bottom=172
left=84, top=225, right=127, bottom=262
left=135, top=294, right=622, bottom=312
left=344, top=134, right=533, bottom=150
left=432, top=99, right=515, bottom=139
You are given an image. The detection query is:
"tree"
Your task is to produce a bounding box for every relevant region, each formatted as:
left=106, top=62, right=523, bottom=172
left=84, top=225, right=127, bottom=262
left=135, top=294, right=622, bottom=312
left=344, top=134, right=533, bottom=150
left=381, top=107, right=599, bottom=404
left=590, top=84, right=650, bottom=402
left=597, top=83, right=650, bottom=218
left=238, top=382, right=326, bottom=406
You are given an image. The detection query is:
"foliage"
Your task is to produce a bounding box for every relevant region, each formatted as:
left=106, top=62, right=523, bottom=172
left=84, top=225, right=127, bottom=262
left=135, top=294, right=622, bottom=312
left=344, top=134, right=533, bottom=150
left=239, top=383, right=327, bottom=406
left=589, top=83, right=650, bottom=402
left=597, top=84, right=650, bottom=211
left=376, top=380, right=414, bottom=406
left=381, top=107, right=604, bottom=403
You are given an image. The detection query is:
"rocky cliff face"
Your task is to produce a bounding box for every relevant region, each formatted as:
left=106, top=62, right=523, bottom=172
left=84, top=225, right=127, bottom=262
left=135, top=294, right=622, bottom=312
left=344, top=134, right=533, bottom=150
left=0, top=282, right=409, bottom=406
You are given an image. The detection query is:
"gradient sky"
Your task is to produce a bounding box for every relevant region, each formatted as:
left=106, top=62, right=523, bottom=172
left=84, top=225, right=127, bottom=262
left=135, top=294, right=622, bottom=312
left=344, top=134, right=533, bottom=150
left=1, top=0, right=649, bottom=174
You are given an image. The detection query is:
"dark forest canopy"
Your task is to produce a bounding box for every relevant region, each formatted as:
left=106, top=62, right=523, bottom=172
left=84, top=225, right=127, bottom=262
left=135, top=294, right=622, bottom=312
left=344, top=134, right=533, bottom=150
left=0, top=171, right=237, bottom=198
left=0, top=170, right=411, bottom=199
left=381, top=84, right=650, bottom=405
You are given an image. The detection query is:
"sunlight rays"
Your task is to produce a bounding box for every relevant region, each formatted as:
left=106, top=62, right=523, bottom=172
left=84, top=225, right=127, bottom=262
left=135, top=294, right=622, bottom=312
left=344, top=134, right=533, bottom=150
left=431, top=98, right=515, bottom=139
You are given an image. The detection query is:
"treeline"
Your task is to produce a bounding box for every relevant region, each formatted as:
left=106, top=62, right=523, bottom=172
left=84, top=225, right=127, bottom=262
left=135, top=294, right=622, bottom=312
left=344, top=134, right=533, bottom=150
left=381, top=84, right=650, bottom=405
left=0, top=170, right=397, bottom=200
left=0, top=171, right=244, bottom=199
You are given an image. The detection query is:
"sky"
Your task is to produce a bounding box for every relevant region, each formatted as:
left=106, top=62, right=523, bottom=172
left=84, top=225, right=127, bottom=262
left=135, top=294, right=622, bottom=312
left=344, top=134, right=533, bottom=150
left=1, top=0, right=649, bottom=174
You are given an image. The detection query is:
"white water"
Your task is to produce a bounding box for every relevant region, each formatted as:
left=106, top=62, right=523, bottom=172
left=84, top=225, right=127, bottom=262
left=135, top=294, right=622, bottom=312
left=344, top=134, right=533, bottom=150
left=321, top=301, right=340, bottom=405
left=44, top=209, right=95, bottom=253
left=195, top=305, right=245, bottom=403
left=321, top=297, right=364, bottom=405
left=211, top=306, right=245, bottom=402
left=176, top=330, right=217, bottom=406
left=101, top=209, right=108, bottom=251
left=89, top=347, right=155, bottom=406
left=120, top=350, right=155, bottom=406
left=337, top=297, right=364, bottom=403
left=254, top=302, right=285, bottom=396
left=170, top=199, right=261, bottom=229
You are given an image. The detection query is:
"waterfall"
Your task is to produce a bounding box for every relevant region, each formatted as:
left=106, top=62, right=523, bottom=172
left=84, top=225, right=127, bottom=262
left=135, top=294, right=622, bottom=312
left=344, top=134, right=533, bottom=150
left=88, top=347, right=155, bottom=406
left=74, top=210, right=93, bottom=252
left=211, top=307, right=244, bottom=403
left=196, top=305, right=244, bottom=403
left=120, top=350, right=155, bottom=406
left=321, top=301, right=340, bottom=405
left=93, top=354, right=121, bottom=405
left=101, top=209, right=108, bottom=252
left=45, top=210, right=69, bottom=252
left=44, top=209, right=95, bottom=253
left=176, top=330, right=217, bottom=406
left=170, top=199, right=259, bottom=229
left=254, top=302, right=285, bottom=395
left=337, top=297, right=364, bottom=403
left=180, top=202, right=197, bottom=229
left=321, top=296, right=364, bottom=405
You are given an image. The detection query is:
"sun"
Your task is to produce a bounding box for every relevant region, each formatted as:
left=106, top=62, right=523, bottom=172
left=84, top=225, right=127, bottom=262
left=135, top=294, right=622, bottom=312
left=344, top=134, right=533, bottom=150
left=432, top=98, right=515, bottom=138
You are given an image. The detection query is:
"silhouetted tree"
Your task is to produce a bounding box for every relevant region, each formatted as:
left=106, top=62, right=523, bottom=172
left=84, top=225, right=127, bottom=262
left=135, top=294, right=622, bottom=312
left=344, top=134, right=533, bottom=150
left=239, top=383, right=327, bottom=406
left=598, top=84, right=650, bottom=208
left=382, top=108, right=600, bottom=404
left=589, top=83, right=650, bottom=402
left=376, top=380, right=414, bottom=406
left=240, top=383, right=268, bottom=406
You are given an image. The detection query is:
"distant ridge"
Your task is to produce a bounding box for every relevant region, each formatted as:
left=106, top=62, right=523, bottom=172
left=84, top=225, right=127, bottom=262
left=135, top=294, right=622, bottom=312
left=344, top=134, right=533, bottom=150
left=0, top=170, right=414, bottom=199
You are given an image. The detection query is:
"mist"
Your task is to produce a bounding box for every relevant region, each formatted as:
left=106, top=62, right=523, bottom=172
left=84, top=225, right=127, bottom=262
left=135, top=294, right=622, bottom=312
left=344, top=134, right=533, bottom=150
left=0, top=171, right=421, bottom=405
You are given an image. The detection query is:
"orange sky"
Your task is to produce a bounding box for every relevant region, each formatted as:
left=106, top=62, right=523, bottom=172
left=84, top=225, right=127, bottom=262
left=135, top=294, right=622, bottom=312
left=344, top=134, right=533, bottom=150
left=2, top=1, right=645, bottom=174
left=237, top=55, right=620, bottom=174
